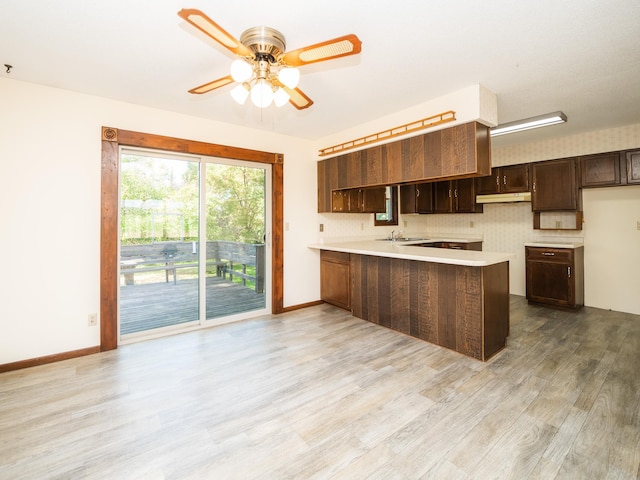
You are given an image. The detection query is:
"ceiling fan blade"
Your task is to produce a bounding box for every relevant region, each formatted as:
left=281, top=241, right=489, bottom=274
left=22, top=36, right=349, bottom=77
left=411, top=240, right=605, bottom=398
left=178, top=9, right=252, bottom=57
left=188, top=75, right=234, bottom=95
left=281, top=85, right=314, bottom=110
left=282, top=34, right=362, bottom=67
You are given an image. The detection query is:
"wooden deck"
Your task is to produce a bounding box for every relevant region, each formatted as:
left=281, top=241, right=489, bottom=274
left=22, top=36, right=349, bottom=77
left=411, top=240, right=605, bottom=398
left=120, top=276, right=266, bottom=335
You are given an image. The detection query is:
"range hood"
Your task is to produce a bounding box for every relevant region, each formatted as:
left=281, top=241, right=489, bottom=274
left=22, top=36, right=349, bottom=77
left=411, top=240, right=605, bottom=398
left=476, top=192, right=532, bottom=204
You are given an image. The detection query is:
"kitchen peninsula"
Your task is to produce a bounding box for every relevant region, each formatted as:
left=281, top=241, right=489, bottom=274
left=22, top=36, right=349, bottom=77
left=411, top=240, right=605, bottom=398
left=310, top=239, right=514, bottom=360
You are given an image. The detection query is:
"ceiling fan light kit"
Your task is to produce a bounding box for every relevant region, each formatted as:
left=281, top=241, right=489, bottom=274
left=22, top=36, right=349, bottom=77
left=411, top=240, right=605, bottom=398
left=178, top=8, right=362, bottom=110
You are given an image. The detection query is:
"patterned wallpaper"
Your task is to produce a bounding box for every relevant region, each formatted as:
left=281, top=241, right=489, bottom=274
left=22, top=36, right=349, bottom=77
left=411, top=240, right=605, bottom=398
left=491, top=123, right=640, bottom=166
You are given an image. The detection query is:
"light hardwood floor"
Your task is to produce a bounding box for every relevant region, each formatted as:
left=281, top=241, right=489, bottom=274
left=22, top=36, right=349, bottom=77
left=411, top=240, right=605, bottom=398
left=1, top=296, right=639, bottom=479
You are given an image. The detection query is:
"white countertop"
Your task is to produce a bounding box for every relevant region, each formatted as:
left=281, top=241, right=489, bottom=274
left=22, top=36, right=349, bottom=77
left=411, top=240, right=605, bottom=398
left=308, top=239, right=514, bottom=267
left=524, top=241, right=584, bottom=249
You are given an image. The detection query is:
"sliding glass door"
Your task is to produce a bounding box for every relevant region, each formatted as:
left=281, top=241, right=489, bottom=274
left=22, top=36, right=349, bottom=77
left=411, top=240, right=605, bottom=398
left=118, top=149, right=270, bottom=338
left=204, top=163, right=267, bottom=320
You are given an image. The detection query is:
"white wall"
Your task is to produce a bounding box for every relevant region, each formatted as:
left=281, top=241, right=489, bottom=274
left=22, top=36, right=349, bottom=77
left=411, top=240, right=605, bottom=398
left=582, top=187, right=640, bottom=314
left=317, top=122, right=640, bottom=315
left=0, top=77, right=318, bottom=364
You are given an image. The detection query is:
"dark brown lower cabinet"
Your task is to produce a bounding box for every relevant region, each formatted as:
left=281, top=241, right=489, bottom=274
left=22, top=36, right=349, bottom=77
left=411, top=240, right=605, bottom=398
left=350, top=254, right=509, bottom=361
left=433, top=241, right=483, bottom=251
left=525, top=246, right=584, bottom=310
left=320, top=251, right=351, bottom=310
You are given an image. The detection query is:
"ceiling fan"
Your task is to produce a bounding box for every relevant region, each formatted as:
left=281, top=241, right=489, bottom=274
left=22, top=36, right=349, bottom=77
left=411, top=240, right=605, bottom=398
left=178, top=8, right=362, bottom=110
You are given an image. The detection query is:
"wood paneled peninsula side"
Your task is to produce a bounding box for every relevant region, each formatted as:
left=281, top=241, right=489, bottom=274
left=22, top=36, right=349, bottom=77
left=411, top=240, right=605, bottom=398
left=310, top=240, right=514, bottom=361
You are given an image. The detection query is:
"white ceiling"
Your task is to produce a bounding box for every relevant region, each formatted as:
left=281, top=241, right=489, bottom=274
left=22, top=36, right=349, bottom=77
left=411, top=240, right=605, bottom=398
left=2, top=0, right=640, bottom=146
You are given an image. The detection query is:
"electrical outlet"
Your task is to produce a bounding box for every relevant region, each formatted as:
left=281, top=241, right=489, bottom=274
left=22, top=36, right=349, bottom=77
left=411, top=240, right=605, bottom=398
left=403, top=220, right=407, bottom=228
left=470, top=221, right=474, bottom=228
left=637, top=220, right=640, bottom=231
left=555, top=220, right=562, bottom=228
left=360, top=222, right=364, bottom=231
left=88, top=313, right=97, bottom=326
left=285, top=222, right=289, bottom=231
left=319, top=223, right=324, bottom=232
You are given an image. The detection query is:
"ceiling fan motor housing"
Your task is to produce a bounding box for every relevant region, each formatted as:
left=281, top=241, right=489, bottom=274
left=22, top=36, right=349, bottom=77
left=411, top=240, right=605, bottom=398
left=240, top=26, right=286, bottom=63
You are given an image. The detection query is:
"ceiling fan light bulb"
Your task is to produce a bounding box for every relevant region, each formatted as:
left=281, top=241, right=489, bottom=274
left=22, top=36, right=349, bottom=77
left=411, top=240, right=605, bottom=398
left=230, top=83, right=250, bottom=105
left=273, top=87, right=290, bottom=107
left=230, top=59, right=253, bottom=82
left=278, top=67, right=300, bottom=89
left=250, top=79, right=274, bottom=107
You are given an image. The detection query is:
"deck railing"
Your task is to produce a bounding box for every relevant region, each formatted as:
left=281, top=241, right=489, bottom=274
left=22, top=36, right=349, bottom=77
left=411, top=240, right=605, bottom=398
left=120, top=240, right=265, bottom=292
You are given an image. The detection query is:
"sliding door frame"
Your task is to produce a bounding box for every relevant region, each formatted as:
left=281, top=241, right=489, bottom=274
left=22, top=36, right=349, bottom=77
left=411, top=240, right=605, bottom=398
left=100, top=127, right=284, bottom=351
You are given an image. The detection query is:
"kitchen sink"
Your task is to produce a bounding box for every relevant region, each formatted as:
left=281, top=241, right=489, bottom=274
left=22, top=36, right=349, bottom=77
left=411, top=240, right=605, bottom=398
left=376, top=237, right=430, bottom=242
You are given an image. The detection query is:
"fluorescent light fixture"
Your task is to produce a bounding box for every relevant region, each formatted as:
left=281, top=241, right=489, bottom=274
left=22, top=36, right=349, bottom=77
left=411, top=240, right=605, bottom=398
left=490, top=111, right=567, bottom=137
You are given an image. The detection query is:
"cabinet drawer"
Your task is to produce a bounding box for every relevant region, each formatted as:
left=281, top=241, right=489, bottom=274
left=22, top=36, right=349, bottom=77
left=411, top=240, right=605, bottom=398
left=321, top=250, right=350, bottom=264
left=526, top=247, right=572, bottom=263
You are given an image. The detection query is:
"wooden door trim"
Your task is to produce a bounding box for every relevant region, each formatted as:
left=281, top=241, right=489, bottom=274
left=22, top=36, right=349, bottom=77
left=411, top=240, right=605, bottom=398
left=100, top=127, right=284, bottom=351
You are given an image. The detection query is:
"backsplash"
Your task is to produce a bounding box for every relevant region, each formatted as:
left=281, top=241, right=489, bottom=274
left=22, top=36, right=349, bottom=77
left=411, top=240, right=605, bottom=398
left=318, top=203, right=581, bottom=248
left=317, top=203, right=584, bottom=297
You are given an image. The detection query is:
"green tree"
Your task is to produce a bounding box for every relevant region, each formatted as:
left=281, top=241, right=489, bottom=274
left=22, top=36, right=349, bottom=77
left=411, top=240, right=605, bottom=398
left=206, top=164, right=265, bottom=243
left=120, top=155, right=265, bottom=245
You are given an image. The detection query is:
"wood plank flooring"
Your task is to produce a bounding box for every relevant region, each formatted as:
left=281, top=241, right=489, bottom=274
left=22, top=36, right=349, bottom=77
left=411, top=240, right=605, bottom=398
left=1, top=296, right=639, bottom=479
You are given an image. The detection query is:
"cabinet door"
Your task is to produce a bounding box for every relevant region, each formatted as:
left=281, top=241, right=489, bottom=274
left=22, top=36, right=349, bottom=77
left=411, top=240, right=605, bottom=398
left=364, top=145, right=384, bottom=186
left=433, top=181, right=453, bottom=213
left=526, top=260, right=573, bottom=308
left=361, top=187, right=386, bottom=213
left=439, top=122, right=491, bottom=179
left=454, top=178, right=482, bottom=213
left=345, top=150, right=363, bottom=189
left=476, top=171, right=500, bottom=195
left=476, top=164, right=530, bottom=195
left=502, top=164, right=530, bottom=193
left=400, top=183, right=433, bottom=214
left=317, top=160, right=330, bottom=212
left=346, top=189, right=361, bottom=212
left=626, top=150, right=640, bottom=184
left=526, top=247, right=575, bottom=308
left=399, top=184, right=418, bottom=214
left=331, top=190, right=347, bottom=212
left=532, top=159, right=578, bottom=211
left=320, top=251, right=350, bottom=310
left=415, top=183, right=434, bottom=213
left=581, top=152, right=621, bottom=187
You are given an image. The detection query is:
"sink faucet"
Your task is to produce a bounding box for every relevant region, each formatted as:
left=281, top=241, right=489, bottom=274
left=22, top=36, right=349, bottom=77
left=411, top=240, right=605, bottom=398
left=388, top=230, right=395, bottom=241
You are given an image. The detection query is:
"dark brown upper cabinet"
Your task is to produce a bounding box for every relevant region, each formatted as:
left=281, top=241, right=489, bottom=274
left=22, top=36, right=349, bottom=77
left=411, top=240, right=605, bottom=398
left=626, top=149, right=640, bottom=184
left=399, top=183, right=434, bottom=214
left=580, top=152, right=622, bottom=187
left=433, top=178, right=482, bottom=214
left=532, top=158, right=580, bottom=211
left=331, top=187, right=386, bottom=213
left=476, top=164, right=530, bottom=195
left=317, top=121, right=491, bottom=212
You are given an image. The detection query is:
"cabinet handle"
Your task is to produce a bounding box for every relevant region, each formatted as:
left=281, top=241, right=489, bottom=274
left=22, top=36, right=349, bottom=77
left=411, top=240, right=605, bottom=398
left=454, top=189, right=458, bottom=198
left=416, top=188, right=420, bottom=197
left=495, top=175, right=500, bottom=186
left=448, top=189, right=452, bottom=198
left=503, top=175, right=507, bottom=185
left=568, top=266, right=571, bottom=278
left=533, top=182, right=536, bottom=192
left=542, top=252, right=555, bottom=256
